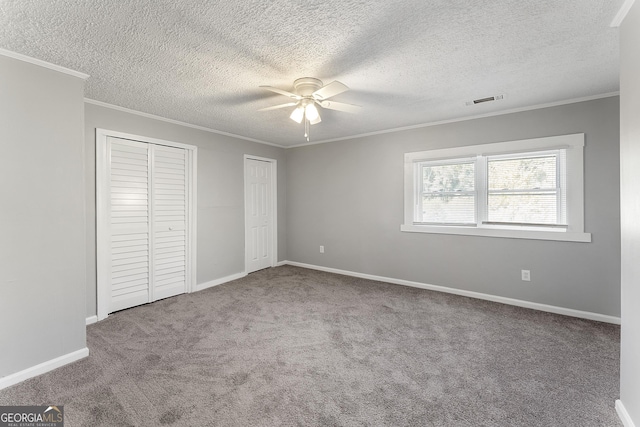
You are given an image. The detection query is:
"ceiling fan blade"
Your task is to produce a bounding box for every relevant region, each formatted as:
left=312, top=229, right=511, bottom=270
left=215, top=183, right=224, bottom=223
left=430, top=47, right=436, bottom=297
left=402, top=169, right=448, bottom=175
left=259, top=85, right=300, bottom=99
left=258, top=102, right=298, bottom=112
left=312, top=81, right=349, bottom=100
left=318, top=100, right=361, bottom=114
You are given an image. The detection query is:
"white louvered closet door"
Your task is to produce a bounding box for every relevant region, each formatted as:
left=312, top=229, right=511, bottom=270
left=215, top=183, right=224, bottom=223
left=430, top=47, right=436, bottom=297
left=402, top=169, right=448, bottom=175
left=151, top=145, right=188, bottom=301
left=103, top=136, right=189, bottom=315
left=108, top=137, right=152, bottom=312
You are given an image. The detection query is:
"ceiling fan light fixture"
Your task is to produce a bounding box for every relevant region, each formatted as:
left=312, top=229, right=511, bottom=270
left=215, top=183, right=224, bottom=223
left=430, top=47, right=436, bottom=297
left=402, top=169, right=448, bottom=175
left=290, top=105, right=304, bottom=123
left=308, top=114, right=321, bottom=125
left=305, top=103, right=320, bottom=123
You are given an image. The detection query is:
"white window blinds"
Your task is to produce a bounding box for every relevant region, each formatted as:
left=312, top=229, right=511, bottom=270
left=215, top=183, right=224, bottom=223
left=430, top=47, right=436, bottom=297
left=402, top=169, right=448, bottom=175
left=418, top=160, right=476, bottom=224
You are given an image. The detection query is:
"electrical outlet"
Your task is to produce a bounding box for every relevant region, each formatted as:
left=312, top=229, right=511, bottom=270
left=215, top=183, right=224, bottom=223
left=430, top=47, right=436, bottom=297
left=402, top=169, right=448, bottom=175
left=521, top=270, right=531, bottom=281
left=319, top=245, right=324, bottom=254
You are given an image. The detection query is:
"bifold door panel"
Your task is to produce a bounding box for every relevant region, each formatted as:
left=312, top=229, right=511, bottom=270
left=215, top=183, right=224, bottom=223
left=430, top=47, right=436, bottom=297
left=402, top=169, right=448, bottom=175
left=109, top=139, right=151, bottom=312
left=151, top=145, right=188, bottom=301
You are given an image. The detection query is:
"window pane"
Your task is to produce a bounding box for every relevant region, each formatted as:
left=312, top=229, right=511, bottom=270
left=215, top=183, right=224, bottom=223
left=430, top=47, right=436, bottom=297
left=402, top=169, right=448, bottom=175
left=422, top=162, right=475, bottom=193
left=488, top=156, right=557, bottom=191
left=488, top=193, right=557, bottom=224
left=422, top=194, right=475, bottom=224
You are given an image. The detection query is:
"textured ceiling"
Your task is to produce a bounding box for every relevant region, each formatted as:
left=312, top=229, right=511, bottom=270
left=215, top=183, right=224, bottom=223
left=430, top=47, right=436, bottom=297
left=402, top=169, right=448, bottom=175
left=0, top=0, right=623, bottom=147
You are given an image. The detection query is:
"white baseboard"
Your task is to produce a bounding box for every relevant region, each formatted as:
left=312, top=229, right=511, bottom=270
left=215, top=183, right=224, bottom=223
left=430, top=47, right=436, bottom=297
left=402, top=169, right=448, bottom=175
left=617, top=400, right=637, bottom=427
left=0, top=347, right=89, bottom=390
left=86, top=273, right=250, bottom=325
left=281, top=261, right=621, bottom=325
left=195, top=272, right=247, bottom=292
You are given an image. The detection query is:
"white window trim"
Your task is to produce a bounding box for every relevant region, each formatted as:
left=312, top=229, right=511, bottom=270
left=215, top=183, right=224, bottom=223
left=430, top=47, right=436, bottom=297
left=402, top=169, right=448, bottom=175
left=401, top=133, right=591, bottom=242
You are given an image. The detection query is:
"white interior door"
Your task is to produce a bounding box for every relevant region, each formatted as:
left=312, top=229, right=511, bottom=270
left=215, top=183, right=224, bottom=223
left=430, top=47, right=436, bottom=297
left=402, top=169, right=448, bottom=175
left=97, top=131, right=196, bottom=320
left=245, top=157, right=275, bottom=273
left=108, top=137, right=151, bottom=312
left=151, top=145, right=188, bottom=301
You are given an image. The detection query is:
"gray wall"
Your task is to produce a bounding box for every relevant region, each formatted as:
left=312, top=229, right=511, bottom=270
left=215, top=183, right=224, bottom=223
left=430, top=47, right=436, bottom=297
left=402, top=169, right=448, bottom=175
left=286, top=97, right=620, bottom=317
left=0, top=56, right=87, bottom=377
left=84, top=103, right=287, bottom=318
left=619, top=1, right=640, bottom=423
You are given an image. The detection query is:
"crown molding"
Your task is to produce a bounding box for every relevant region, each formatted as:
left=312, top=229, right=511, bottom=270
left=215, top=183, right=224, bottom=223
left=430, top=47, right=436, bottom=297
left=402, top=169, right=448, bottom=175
left=288, top=92, right=620, bottom=148
left=87, top=92, right=619, bottom=150
left=0, top=48, right=89, bottom=80
left=611, top=0, right=635, bottom=27
left=84, top=98, right=285, bottom=148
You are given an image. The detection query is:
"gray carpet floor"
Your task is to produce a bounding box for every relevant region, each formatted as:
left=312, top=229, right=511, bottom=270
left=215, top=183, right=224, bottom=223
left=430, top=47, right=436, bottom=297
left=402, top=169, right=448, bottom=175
left=0, top=265, right=621, bottom=426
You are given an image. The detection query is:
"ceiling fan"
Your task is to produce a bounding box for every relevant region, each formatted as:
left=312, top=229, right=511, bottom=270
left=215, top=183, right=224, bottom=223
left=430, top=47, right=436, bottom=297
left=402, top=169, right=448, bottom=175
left=258, top=77, right=361, bottom=141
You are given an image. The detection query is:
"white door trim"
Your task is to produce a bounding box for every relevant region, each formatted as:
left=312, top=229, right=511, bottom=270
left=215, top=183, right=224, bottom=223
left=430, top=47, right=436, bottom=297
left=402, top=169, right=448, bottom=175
left=244, top=155, right=278, bottom=273
left=96, top=128, right=198, bottom=321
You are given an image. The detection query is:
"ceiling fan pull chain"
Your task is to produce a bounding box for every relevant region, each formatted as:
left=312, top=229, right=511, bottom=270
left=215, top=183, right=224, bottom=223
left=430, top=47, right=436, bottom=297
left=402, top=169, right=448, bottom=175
left=304, top=119, right=309, bottom=141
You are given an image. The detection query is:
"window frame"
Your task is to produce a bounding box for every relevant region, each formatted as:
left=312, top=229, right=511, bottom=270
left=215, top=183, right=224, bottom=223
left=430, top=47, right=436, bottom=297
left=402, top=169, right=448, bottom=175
left=401, top=133, right=591, bottom=242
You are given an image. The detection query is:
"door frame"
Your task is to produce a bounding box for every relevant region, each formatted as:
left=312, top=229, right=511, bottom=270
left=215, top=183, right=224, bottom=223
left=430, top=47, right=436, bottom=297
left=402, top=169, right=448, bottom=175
left=96, top=128, right=198, bottom=321
left=243, top=155, right=278, bottom=273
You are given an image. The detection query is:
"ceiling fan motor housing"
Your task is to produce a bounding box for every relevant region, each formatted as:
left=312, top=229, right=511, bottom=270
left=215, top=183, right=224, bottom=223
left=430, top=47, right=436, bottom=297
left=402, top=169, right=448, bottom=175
left=293, top=77, right=323, bottom=97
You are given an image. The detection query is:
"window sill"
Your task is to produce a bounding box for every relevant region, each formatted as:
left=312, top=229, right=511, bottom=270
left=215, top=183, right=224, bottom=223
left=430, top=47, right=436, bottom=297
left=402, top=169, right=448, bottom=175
left=400, top=224, right=591, bottom=242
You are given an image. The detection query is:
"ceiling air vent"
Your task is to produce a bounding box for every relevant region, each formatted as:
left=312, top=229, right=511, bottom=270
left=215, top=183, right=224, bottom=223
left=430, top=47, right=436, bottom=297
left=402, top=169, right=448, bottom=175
left=466, top=94, right=504, bottom=106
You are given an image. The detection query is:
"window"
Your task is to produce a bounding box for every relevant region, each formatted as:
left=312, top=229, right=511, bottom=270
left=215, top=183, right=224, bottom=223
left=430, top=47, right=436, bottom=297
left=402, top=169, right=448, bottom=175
left=486, top=151, right=565, bottom=226
left=419, top=159, right=476, bottom=224
left=402, top=134, right=590, bottom=242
